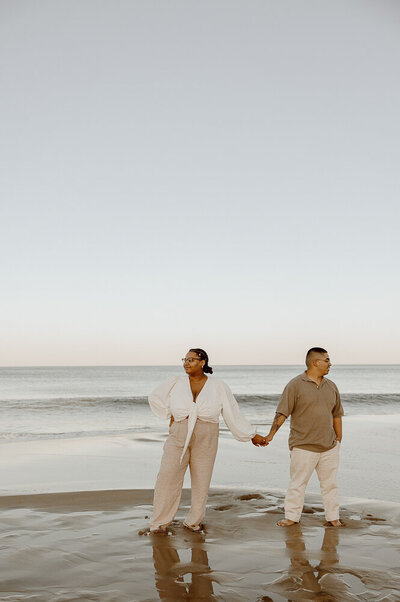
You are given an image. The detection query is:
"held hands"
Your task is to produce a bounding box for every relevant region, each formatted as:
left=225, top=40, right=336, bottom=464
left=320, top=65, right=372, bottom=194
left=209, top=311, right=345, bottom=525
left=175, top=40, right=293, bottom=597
left=251, top=433, right=274, bottom=447
left=251, top=434, right=268, bottom=447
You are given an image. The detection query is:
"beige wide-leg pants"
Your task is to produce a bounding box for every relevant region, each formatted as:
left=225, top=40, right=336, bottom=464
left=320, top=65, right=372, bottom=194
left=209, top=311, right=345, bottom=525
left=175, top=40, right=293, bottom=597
left=285, top=442, right=340, bottom=522
left=150, top=419, right=219, bottom=532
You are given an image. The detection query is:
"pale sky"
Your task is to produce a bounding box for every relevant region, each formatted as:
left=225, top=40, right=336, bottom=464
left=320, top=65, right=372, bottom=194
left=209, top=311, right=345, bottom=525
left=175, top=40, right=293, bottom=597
left=1, top=0, right=399, bottom=366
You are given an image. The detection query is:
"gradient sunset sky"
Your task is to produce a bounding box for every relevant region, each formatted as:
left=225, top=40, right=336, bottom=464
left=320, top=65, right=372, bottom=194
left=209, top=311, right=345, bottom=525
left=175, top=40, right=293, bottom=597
left=1, top=0, right=399, bottom=365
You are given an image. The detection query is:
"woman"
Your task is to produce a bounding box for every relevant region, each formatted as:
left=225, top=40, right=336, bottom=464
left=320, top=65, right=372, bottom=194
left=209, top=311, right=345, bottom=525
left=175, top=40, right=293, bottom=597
left=148, top=348, right=265, bottom=533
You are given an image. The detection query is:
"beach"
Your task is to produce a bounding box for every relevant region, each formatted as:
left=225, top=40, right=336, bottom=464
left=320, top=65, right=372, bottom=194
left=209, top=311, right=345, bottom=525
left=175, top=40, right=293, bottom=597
left=3, top=0, right=400, bottom=597
left=1, top=365, right=400, bottom=600
left=1, top=419, right=400, bottom=600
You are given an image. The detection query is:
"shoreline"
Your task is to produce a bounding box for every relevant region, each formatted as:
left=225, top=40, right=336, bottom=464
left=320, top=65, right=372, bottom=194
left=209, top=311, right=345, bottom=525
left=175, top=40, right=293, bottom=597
left=1, top=414, right=400, bottom=503
left=1, top=485, right=400, bottom=520
left=1, top=421, right=400, bottom=600
left=1, top=486, right=400, bottom=523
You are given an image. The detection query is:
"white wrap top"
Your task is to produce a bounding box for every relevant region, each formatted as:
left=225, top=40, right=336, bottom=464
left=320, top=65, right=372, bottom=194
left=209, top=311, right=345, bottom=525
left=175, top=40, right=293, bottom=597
left=148, top=375, right=256, bottom=462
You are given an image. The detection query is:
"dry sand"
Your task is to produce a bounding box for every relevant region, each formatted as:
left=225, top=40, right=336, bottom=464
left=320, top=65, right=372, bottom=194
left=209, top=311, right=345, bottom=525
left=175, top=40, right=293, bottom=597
left=0, top=488, right=399, bottom=601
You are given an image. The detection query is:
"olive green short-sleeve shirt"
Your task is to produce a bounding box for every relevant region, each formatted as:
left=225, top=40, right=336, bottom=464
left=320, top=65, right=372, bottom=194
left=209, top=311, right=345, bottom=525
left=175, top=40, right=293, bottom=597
left=276, top=372, right=344, bottom=452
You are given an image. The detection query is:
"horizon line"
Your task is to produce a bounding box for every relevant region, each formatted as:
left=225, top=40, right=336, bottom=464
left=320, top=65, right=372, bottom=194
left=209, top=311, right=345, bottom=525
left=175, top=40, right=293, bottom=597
left=1, top=363, right=399, bottom=369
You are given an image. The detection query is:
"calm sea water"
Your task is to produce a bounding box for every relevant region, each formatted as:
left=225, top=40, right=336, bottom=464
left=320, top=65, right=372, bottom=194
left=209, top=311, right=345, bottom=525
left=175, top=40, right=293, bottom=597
left=1, top=365, right=399, bottom=442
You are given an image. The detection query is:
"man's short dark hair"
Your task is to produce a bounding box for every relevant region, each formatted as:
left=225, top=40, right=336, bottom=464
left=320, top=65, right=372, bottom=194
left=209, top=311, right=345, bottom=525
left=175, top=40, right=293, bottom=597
left=306, top=347, right=328, bottom=367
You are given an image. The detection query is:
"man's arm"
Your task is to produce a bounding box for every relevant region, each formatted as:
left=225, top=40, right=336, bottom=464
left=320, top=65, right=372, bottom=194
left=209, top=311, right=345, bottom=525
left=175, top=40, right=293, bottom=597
left=265, top=412, right=287, bottom=444
left=333, top=416, right=342, bottom=442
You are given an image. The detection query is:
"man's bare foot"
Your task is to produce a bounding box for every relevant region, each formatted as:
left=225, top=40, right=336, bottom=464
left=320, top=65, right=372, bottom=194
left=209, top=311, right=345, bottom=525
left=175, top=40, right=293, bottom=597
left=327, top=519, right=343, bottom=527
left=277, top=519, right=299, bottom=527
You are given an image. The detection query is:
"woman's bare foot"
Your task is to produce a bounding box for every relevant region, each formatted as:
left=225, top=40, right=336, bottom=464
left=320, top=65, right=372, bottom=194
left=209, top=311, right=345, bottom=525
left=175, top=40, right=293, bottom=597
left=183, top=522, right=204, bottom=532
left=327, top=519, right=343, bottom=527
left=150, top=527, right=168, bottom=535
left=277, top=519, right=298, bottom=527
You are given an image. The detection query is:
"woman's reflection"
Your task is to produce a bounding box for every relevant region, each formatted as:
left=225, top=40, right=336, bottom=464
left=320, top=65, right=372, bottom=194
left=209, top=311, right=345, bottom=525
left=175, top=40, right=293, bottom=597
left=151, top=531, right=215, bottom=601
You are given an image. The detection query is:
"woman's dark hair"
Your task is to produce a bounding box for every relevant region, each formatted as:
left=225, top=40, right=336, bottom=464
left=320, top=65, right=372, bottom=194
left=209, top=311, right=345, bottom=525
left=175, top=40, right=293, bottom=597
left=189, top=348, right=213, bottom=374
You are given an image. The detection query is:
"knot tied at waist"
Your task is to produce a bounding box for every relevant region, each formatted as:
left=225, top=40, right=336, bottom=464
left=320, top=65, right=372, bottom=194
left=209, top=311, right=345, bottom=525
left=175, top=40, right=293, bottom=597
left=172, top=407, right=219, bottom=463
left=179, top=403, right=198, bottom=463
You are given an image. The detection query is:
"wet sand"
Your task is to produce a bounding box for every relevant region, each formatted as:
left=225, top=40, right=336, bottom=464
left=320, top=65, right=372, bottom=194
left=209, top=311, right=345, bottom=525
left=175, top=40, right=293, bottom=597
left=0, top=488, right=399, bottom=601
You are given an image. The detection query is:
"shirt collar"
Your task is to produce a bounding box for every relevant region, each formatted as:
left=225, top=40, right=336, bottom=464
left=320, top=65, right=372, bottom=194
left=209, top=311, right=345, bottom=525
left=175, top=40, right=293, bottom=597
left=301, top=371, right=325, bottom=386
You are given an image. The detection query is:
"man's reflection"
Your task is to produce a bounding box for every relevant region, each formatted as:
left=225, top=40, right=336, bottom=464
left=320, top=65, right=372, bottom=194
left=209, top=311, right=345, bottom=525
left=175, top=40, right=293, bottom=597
left=151, top=531, right=215, bottom=601
left=282, top=524, right=347, bottom=601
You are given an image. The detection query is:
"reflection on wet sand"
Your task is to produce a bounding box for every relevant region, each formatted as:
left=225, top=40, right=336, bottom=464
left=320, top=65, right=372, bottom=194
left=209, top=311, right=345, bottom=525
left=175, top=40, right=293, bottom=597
left=280, top=524, right=350, bottom=601
left=151, top=531, right=215, bottom=601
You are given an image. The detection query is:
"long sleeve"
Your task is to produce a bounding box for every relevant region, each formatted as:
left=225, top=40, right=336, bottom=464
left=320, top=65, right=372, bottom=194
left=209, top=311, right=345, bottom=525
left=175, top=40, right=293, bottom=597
left=148, top=376, right=178, bottom=420
left=220, top=381, right=256, bottom=441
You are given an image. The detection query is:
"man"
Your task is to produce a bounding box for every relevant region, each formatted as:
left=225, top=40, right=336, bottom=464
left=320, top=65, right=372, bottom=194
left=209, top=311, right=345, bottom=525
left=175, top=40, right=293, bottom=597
left=264, top=348, right=344, bottom=527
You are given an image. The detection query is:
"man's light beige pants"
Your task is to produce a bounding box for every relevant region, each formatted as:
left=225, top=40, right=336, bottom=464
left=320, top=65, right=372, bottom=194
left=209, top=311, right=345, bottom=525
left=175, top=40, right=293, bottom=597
left=285, top=442, right=340, bottom=522
left=150, top=419, right=219, bottom=532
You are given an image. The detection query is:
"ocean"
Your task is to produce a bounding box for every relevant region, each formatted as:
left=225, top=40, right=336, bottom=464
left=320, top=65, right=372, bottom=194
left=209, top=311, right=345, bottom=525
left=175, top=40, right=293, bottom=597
left=1, top=365, right=399, bottom=442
